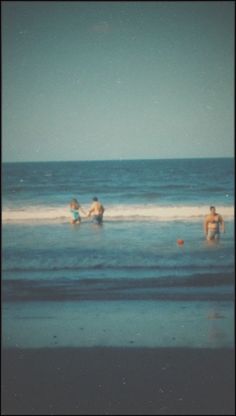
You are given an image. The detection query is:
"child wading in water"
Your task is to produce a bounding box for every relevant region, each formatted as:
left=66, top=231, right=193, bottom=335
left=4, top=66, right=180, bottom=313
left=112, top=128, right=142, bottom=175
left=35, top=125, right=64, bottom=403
left=69, top=198, right=86, bottom=224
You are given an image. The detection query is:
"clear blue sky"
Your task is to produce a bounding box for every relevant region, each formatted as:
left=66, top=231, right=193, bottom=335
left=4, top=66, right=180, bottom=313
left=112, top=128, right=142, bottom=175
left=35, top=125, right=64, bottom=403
left=2, top=1, right=234, bottom=162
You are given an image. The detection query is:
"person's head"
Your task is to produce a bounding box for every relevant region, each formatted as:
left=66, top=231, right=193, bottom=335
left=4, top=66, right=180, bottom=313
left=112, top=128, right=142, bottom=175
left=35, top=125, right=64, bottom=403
left=70, top=198, right=79, bottom=209
left=93, top=197, right=98, bottom=202
left=210, top=206, right=216, bottom=214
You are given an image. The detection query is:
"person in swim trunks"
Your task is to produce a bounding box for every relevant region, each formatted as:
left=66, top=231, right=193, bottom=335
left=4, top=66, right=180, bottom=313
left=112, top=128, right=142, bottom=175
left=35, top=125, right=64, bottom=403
left=87, top=197, right=105, bottom=224
left=69, top=198, right=86, bottom=224
left=204, top=206, right=225, bottom=241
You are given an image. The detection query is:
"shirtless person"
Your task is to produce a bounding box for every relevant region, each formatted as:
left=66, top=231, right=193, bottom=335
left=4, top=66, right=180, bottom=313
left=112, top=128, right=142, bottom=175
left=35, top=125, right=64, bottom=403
left=204, top=206, right=225, bottom=241
left=87, top=197, right=105, bottom=224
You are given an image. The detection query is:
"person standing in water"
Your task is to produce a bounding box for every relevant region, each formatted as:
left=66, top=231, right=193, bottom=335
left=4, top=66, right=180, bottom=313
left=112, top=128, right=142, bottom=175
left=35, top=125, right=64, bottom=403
left=69, top=198, right=86, bottom=224
left=204, top=206, right=225, bottom=241
left=87, top=197, right=105, bottom=225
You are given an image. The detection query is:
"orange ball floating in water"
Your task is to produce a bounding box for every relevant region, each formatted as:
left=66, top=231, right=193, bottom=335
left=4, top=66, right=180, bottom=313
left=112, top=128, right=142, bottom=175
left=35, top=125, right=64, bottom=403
left=177, top=239, right=184, bottom=245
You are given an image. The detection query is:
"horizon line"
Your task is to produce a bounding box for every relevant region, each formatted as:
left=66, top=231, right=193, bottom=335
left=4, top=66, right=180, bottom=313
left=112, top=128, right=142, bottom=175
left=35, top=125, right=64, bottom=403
left=2, top=156, right=234, bottom=164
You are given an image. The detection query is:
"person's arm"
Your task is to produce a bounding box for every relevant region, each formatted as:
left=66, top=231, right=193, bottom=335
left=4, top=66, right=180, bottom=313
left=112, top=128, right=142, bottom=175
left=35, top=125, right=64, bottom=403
left=87, top=203, right=95, bottom=217
left=204, top=217, right=208, bottom=235
left=79, top=206, right=87, bottom=216
left=219, top=215, right=225, bottom=233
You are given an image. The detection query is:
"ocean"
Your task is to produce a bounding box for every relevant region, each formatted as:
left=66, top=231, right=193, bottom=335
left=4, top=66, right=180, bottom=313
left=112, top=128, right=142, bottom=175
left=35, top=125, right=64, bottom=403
left=2, top=158, right=234, bottom=349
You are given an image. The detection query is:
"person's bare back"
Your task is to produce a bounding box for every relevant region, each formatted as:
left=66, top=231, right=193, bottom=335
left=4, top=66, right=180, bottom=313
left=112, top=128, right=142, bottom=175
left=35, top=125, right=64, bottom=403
left=89, top=201, right=104, bottom=216
left=87, top=197, right=105, bottom=224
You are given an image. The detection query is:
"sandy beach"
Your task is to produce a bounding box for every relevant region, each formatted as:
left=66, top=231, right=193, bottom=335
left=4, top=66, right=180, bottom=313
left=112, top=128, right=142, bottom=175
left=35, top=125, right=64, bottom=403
left=2, top=347, right=234, bottom=415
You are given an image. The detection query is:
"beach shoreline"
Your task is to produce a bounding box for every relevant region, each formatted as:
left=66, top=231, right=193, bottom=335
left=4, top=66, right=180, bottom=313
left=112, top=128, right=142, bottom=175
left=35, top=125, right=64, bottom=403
left=3, top=299, right=234, bottom=349
left=2, top=347, right=235, bottom=415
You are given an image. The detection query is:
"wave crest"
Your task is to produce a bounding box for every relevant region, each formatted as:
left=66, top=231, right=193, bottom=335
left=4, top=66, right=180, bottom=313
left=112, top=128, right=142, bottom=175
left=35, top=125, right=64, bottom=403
left=2, top=204, right=234, bottom=223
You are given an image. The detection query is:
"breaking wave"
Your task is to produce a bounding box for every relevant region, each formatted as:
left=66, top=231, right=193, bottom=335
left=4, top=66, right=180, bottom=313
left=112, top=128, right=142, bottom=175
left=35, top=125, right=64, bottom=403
left=2, top=204, right=234, bottom=224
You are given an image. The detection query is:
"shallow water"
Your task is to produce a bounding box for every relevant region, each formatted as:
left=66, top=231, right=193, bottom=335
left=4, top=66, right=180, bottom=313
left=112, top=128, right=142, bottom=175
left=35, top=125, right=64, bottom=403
left=2, top=159, right=234, bottom=349
left=3, top=299, right=234, bottom=348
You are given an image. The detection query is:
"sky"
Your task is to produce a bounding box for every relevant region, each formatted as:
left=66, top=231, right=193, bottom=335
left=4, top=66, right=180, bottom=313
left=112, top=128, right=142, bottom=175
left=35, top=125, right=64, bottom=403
left=2, top=1, right=235, bottom=162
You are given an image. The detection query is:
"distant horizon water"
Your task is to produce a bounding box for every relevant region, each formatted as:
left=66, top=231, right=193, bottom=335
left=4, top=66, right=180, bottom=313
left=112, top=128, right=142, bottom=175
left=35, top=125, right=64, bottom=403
left=3, top=156, right=234, bottom=164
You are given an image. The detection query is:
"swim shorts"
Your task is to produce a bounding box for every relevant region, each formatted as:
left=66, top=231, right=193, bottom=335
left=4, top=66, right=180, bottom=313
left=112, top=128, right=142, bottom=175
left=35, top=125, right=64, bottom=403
left=93, top=215, right=103, bottom=224
left=207, top=230, right=220, bottom=240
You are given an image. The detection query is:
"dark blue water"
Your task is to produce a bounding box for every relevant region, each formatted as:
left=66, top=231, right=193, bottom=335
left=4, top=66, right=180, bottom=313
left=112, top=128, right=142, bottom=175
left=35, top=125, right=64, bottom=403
left=2, top=158, right=234, bottom=207
left=2, top=158, right=234, bottom=303
left=2, top=158, right=234, bottom=348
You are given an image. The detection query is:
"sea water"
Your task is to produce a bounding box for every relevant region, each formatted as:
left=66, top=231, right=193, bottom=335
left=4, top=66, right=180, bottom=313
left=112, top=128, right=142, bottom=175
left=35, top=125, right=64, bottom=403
left=2, top=158, right=234, bottom=348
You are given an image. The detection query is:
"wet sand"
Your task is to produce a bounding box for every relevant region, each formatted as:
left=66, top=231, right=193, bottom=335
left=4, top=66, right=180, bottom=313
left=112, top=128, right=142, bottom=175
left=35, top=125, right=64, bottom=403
left=2, top=347, right=235, bottom=415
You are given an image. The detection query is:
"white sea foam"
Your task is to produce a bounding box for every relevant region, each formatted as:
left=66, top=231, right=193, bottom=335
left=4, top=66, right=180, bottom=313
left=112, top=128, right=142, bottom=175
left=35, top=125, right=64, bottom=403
left=2, top=204, right=234, bottom=224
